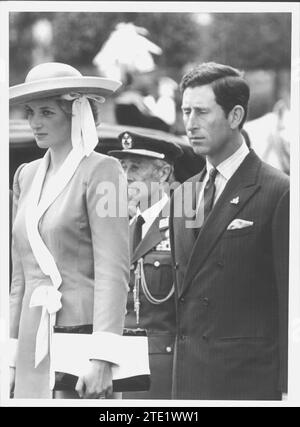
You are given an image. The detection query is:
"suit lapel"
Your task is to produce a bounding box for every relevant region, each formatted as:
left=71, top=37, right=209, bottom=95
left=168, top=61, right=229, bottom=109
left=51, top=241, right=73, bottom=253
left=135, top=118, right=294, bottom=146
left=25, top=147, right=86, bottom=288
left=174, top=169, right=206, bottom=260
left=180, top=150, right=262, bottom=296
left=131, top=205, right=169, bottom=264
left=36, top=148, right=84, bottom=220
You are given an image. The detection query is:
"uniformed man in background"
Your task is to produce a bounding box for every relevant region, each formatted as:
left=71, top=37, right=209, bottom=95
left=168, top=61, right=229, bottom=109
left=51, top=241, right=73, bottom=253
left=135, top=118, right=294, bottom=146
left=109, top=131, right=183, bottom=399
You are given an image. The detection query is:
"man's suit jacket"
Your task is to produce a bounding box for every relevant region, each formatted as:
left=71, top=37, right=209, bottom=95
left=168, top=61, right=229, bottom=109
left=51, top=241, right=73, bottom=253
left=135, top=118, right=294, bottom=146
left=10, top=152, right=129, bottom=398
left=124, top=205, right=176, bottom=399
left=170, top=150, right=289, bottom=400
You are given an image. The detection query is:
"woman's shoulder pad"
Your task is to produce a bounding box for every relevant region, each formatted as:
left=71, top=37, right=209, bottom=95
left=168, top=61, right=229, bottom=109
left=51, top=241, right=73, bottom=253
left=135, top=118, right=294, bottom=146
left=14, top=158, right=41, bottom=182
left=85, top=151, right=122, bottom=169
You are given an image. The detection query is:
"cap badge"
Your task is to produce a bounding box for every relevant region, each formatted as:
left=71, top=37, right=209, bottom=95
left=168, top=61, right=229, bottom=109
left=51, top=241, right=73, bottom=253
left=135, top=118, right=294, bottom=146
left=122, top=133, right=133, bottom=149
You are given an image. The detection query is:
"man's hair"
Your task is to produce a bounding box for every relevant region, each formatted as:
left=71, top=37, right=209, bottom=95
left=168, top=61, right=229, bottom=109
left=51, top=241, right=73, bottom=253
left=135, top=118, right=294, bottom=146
left=121, top=155, right=174, bottom=183
left=180, top=62, right=250, bottom=129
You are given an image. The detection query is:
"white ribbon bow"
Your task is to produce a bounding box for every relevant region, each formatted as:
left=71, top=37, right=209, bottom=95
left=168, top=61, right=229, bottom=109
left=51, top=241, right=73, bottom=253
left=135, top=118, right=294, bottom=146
left=30, top=286, right=62, bottom=368
left=61, top=92, right=105, bottom=156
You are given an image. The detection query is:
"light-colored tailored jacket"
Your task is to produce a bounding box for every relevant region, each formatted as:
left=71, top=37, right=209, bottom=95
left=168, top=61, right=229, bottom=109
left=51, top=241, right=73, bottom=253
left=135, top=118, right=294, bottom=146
left=10, top=151, right=130, bottom=398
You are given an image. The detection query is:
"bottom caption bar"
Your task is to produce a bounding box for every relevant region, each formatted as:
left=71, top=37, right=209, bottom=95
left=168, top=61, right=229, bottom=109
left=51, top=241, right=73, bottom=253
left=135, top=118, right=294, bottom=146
left=98, top=408, right=200, bottom=423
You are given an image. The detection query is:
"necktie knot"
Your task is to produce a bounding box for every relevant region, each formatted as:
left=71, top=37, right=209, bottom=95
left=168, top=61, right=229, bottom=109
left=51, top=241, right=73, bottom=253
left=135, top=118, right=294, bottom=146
left=209, top=167, right=218, bottom=181
left=204, top=167, right=218, bottom=192
left=136, top=214, right=145, bottom=228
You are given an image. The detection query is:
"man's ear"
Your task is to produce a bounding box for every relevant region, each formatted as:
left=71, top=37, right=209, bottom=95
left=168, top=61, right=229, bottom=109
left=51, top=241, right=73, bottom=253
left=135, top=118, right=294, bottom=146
left=159, top=164, right=172, bottom=183
left=228, top=105, right=245, bottom=130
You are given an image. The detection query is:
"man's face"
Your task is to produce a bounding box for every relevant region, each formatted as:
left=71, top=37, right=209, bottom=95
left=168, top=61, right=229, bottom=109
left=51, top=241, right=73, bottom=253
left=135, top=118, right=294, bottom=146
left=120, top=156, right=161, bottom=212
left=181, top=84, right=232, bottom=160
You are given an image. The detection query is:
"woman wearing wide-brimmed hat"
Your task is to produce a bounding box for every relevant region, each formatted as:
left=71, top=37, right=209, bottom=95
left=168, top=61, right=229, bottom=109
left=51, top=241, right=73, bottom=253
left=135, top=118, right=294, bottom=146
left=9, top=63, right=130, bottom=399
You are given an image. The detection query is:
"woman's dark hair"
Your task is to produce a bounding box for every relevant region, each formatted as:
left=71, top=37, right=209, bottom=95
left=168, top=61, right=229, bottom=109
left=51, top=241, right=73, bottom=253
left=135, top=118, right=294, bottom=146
left=180, top=62, right=250, bottom=129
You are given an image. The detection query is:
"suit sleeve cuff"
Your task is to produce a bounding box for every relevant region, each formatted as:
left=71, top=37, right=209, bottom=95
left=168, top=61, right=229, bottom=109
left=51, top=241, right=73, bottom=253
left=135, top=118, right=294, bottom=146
left=9, top=338, right=18, bottom=368
left=89, top=332, right=122, bottom=366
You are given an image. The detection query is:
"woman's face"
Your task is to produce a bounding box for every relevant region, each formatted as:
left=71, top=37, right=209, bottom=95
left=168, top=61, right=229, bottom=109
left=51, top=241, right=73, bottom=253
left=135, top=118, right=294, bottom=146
left=25, top=98, right=72, bottom=150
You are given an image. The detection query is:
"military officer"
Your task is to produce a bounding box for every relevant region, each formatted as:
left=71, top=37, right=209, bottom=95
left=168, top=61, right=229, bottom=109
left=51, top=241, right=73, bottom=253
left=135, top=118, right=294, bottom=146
left=109, top=131, right=183, bottom=399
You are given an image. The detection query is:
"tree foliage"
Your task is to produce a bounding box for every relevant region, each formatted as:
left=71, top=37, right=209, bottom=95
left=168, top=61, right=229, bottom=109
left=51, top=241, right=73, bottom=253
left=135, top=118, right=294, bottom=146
left=50, top=12, right=202, bottom=71
left=9, top=11, right=291, bottom=85
left=205, top=13, right=291, bottom=71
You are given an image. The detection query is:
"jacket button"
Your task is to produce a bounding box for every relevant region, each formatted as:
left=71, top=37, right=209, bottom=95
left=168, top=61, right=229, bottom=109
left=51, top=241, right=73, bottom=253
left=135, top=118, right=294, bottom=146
left=174, top=262, right=179, bottom=270
left=179, top=296, right=185, bottom=303
left=154, top=261, right=160, bottom=267
left=130, top=264, right=135, bottom=270
left=202, top=334, right=208, bottom=341
left=166, top=346, right=172, bottom=353
left=217, top=260, right=224, bottom=268
left=202, top=297, right=209, bottom=306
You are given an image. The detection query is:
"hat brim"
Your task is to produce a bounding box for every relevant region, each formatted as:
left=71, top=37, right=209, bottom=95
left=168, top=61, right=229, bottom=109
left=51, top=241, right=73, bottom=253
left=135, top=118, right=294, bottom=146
left=107, top=149, right=173, bottom=163
left=10, top=76, right=122, bottom=105
left=108, top=149, right=167, bottom=160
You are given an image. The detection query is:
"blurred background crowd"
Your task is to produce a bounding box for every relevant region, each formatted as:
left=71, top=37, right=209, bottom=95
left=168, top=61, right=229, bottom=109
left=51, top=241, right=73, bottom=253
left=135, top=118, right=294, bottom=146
left=9, top=11, right=292, bottom=175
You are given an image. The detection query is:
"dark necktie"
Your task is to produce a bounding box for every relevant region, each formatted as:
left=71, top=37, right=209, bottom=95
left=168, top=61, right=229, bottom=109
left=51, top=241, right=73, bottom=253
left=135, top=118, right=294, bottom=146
left=132, top=214, right=145, bottom=253
left=194, top=167, right=218, bottom=237
left=203, top=167, right=218, bottom=220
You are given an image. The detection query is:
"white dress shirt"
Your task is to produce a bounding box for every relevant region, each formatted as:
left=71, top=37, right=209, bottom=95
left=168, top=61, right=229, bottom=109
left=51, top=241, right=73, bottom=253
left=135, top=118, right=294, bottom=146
left=196, top=140, right=250, bottom=212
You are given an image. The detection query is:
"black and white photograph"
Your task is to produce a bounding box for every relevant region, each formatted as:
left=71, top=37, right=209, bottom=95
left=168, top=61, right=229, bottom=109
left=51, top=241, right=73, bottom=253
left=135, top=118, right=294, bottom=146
left=0, top=1, right=299, bottom=408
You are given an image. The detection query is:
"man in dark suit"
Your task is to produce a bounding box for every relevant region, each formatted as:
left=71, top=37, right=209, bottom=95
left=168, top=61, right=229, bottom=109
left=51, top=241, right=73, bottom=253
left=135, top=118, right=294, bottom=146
left=109, top=131, right=183, bottom=398
left=170, top=62, right=289, bottom=400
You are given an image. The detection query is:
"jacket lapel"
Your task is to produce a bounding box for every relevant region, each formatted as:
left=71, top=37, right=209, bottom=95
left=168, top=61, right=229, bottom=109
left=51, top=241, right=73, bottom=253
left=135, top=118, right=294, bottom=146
left=180, top=150, right=262, bottom=296
left=131, top=206, right=169, bottom=264
left=25, top=148, right=86, bottom=288
left=173, top=169, right=206, bottom=261
left=36, top=148, right=84, bottom=220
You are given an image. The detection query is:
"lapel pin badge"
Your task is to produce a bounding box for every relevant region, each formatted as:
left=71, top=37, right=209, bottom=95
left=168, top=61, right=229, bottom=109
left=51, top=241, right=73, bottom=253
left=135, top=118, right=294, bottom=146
left=230, top=196, right=239, bottom=205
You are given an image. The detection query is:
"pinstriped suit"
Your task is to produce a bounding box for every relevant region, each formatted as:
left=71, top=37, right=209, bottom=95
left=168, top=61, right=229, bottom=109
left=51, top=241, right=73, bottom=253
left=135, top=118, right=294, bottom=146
left=170, top=150, right=289, bottom=400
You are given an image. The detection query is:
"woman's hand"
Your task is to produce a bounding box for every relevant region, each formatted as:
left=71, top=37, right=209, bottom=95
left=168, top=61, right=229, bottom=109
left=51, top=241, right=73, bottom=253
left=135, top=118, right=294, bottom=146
left=75, top=360, right=113, bottom=399
left=10, top=367, right=16, bottom=397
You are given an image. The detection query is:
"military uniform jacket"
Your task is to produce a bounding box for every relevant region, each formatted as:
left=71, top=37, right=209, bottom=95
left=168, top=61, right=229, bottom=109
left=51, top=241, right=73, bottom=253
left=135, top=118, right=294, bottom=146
left=170, top=150, right=289, bottom=400
left=124, top=203, right=176, bottom=399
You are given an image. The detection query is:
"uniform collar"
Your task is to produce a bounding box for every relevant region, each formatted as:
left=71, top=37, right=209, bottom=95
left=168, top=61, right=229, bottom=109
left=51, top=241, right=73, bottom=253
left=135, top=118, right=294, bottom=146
left=140, top=192, right=169, bottom=226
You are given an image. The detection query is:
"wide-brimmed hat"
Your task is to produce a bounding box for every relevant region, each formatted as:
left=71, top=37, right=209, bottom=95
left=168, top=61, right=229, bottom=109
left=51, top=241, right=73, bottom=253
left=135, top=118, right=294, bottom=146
left=9, top=62, right=122, bottom=105
left=108, top=130, right=183, bottom=164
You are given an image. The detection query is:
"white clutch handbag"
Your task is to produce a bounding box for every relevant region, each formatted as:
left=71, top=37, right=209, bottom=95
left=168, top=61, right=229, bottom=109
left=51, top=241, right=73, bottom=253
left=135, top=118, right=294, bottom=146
left=51, top=325, right=151, bottom=392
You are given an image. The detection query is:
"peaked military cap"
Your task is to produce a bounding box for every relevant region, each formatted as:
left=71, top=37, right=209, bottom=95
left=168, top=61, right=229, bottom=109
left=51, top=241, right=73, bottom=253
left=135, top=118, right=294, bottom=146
left=108, top=131, right=183, bottom=163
